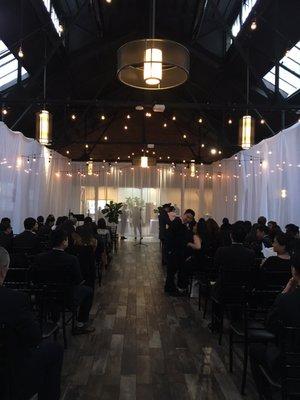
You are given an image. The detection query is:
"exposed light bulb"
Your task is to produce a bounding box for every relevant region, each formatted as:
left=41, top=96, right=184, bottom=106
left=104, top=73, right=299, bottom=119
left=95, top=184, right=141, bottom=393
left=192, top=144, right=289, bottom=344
left=201, top=143, right=205, bottom=148
left=183, top=134, right=187, bottom=139
left=126, top=114, right=131, bottom=119
left=18, top=46, right=24, bottom=58
left=66, top=150, right=70, bottom=154
left=198, top=118, right=203, bottom=123
left=104, top=136, right=108, bottom=140
left=124, top=125, right=128, bottom=130
left=71, top=114, right=76, bottom=120
left=145, top=112, right=152, bottom=117
left=260, top=119, right=265, bottom=124
left=228, top=119, right=232, bottom=124
left=172, top=116, right=176, bottom=121
left=101, top=115, right=105, bottom=120
left=210, top=148, right=217, bottom=155
left=85, top=144, right=89, bottom=149
left=250, top=20, right=257, bottom=30
left=2, top=108, right=7, bottom=115
left=163, top=123, right=167, bottom=127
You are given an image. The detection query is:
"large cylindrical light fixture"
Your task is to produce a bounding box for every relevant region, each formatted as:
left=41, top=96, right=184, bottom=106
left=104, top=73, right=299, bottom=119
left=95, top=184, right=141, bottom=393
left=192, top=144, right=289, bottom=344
left=143, top=48, right=162, bottom=85
left=190, top=160, right=196, bottom=177
left=36, top=109, right=52, bottom=145
left=239, top=115, right=255, bottom=149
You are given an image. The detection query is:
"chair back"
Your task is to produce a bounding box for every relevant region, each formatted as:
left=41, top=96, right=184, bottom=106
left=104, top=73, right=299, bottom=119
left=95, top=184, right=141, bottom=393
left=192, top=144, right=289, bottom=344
left=219, top=267, right=253, bottom=304
left=3, top=268, right=30, bottom=291
left=281, top=326, right=300, bottom=399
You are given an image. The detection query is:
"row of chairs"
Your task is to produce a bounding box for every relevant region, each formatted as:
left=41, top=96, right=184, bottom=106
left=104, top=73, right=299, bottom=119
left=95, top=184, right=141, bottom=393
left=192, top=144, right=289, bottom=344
left=189, top=261, right=299, bottom=397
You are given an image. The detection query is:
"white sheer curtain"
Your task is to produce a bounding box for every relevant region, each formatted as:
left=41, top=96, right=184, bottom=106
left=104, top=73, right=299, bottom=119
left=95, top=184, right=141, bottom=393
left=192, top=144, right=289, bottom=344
left=210, top=122, right=300, bottom=227
left=0, top=122, right=72, bottom=233
left=70, top=162, right=210, bottom=237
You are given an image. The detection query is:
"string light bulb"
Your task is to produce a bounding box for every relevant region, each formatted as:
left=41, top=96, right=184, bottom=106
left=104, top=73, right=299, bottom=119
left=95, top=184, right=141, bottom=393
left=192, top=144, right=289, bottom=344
left=198, top=117, right=203, bottom=124
left=101, top=114, right=106, bottom=120
left=124, top=125, right=128, bottom=130
left=18, top=46, right=24, bottom=58
left=2, top=108, right=8, bottom=115
left=104, top=136, right=108, bottom=141
left=172, top=115, right=176, bottom=121
left=71, top=114, right=76, bottom=120
left=163, top=123, right=167, bottom=128
left=126, top=114, right=131, bottom=119
left=260, top=119, right=265, bottom=124
left=250, top=19, right=257, bottom=30
left=228, top=118, right=233, bottom=124
left=210, top=148, right=217, bottom=155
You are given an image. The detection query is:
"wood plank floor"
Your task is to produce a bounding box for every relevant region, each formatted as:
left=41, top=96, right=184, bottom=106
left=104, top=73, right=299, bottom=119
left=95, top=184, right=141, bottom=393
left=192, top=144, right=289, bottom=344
left=61, top=241, right=259, bottom=400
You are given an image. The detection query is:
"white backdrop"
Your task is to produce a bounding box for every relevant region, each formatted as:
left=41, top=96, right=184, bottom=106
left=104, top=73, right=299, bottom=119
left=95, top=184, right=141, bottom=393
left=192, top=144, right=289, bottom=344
left=210, top=122, right=300, bottom=227
left=0, top=122, right=72, bottom=233
left=0, top=121, right=299, bottom=234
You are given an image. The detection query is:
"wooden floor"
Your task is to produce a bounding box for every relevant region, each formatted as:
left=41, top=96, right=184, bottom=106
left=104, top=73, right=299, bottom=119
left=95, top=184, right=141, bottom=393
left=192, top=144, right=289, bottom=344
left=61, top=241, right=259, bottom=400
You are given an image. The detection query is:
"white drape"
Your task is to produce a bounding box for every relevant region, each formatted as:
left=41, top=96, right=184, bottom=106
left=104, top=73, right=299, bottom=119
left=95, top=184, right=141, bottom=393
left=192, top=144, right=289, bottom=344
left=210, top=122, right=300, bottom=227
left=1, top=121, right=299, bottom=234
left=0, top=122, right=72, bottom=233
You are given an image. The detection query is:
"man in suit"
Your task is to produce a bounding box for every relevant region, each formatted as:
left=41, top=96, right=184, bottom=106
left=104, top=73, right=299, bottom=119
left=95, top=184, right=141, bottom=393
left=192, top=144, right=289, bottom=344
left=13, top=217, right=41, bottom=254
left=158, top=203, right=171, bottom=265
left=250, top=251, right=300, bottom=400
left=0, top=246, right=63, bottom=400
left=34, top=229, right=95, bottom=334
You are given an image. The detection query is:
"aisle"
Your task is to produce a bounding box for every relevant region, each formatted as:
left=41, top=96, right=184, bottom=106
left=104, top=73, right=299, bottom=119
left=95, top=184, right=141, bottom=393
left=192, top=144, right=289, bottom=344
left=61, top=242, right=258, bottom=400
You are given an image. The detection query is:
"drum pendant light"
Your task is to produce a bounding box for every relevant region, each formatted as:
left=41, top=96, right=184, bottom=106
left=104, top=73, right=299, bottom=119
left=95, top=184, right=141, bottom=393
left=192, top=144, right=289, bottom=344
left=117, top=0, right=189, bottom=90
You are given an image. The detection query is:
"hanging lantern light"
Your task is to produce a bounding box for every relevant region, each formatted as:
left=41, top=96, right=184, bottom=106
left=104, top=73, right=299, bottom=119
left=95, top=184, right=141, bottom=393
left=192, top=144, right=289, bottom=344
left=190, top=160, right=196, bottom=177
left=36, top=110, right=52, bottom=145
left=87, top=161, right=93, bottom=176
left=140, top=156, right=148, bottom=168
left=239, top=115, right=255, bottom=149
left=143, top=48, right=162, bottom=85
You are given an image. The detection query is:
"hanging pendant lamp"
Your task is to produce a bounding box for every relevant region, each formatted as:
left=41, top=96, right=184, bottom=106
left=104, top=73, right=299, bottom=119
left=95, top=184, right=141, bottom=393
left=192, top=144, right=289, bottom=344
left=117, top=0, right=189, bottom=90
left=239, top=66, right=255, bottom=149
left=36, top=37, right=52, bottom=145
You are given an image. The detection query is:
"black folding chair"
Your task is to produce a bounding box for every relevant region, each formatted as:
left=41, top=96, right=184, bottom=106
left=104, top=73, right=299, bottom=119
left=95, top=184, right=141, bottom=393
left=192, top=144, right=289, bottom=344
left=259, top=325, right=300, bottom=399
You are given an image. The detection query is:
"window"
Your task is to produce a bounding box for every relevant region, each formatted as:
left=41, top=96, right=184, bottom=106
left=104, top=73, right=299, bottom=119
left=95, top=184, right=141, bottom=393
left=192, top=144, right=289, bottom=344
left=42, top=0, right=63, bottom=36
left=263, top=41, right=300, bottom=97
left=0, top=41, right=28, bottom=90
left=231, top=0, right=258, bottom=38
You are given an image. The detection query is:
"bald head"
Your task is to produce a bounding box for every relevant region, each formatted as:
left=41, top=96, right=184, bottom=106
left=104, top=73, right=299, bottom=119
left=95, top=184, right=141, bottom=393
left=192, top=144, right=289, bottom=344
left=0, top=246, right=10, bottom=284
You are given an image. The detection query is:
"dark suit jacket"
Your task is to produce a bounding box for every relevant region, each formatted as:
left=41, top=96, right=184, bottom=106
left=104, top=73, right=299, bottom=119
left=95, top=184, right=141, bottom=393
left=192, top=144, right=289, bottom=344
left=0, top=232, right=13, bottom=253
left=13, top=231, right=41, bottom=254
left=34, top=249, right=82, bottom=285
left=0, top=286, right=41, bottom=356
left=214, top=243, right=256, bottom=270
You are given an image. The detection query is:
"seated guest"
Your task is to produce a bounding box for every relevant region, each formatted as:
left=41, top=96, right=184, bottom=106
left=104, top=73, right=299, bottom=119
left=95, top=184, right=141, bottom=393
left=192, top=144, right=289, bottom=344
left=250, top=252, right=300, bottom=400
left=36, top=215, right=44, bottom=232
left=219, top=217, right=232, bottom=246
left=285, top=223, right=300, bottom=253
left=96, top=218, right=111, bottom=268
left=38, top=214, right=55, bottom=236
left=267, top=220, right=282, bottom=241
left=244, top=220, right=252, bottom=235
left=214, top=221, right=255, bottom=273
left=0, top=246, right=63, bottom=400
left=0, top=220, right=13, bottom=252
left=248, top=225, right=272, bottom=257
left=34, top=229, right=95, bottom=334
left=183, top=209, right=196, bottom=230
left=205, top=218, right=220, bottom=257
left=77, top=216, right=94, bottom=236
left=13, top=217, right=41, bottom=254
left=55, top=216, right=68, bottom=230
left=245, top=216, right=267, bottom=245
left=261, top=233, right=292, bottom=272
left=0, top=217, right=13, bottom=235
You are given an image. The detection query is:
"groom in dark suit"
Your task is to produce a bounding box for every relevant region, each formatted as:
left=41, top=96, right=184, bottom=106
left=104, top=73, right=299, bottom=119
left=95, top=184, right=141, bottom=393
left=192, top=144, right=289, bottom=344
left=0, top=246, right=63, bottom=400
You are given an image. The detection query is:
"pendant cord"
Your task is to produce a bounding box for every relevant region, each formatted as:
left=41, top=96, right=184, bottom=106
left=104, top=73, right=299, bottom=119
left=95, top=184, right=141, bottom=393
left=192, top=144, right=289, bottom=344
left=246, top=64, right=249, bottom=115
left=151, top=0, right=156, bottom=38
left=43, top=34, right=47, bottom=108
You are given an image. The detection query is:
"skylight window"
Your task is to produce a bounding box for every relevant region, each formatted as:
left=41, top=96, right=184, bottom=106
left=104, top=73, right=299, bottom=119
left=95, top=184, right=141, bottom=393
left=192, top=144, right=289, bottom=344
left=231, top=0, right=258, bottom=38
left=263, top=41, right=300, bottom=97
left=42, top=0, right=63, bottom=36
left=0, top=41, right=28, bottom=91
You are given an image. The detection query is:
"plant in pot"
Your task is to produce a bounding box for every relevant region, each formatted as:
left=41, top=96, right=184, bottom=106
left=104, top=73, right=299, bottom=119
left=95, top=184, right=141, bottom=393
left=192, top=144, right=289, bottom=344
left=102, top=201, right=123, bottom=226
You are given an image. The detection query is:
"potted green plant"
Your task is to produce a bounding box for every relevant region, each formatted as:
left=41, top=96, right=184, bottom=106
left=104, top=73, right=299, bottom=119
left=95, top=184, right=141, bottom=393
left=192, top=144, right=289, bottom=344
left=102, top=201, right=123, bottom=225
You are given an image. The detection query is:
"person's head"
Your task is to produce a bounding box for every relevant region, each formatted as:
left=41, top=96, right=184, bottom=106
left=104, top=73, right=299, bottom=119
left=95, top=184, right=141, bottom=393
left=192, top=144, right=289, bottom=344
left=244, top=220, right=252, bottom=234
left=97, top=218, right=107, bottom=229
left=78, top=226, right=93, bottom=244
left=1, top=217, right=11, bottom=225
left=268, top=221, right=277, bottom=230
left=0, top=220, right=12, bottom=235
left=37, top=216, right=44, bottom=224
left=257, top=216, right=267, bottom=226
left=163, top=203, right=171, bottom=212
left=196, top=219, right=207, bottom=238
left=273, top=233, right=291, bottom=255
left=222, top=218, right=229, bottom=225
left=231, top=221, right=247, bottom=243
left=56, top=216, right=68, bottom=227
left=256, top=224, right=270, bottom=240
left=285, top=224, right=299, bottom=238
left=24, top=217, right=38, bottom=232
left=0, top=246, right=10, bottom=285
left=205, top=218, right=219, bottom=236
left=167, top=206, right=176, bottom=222
left=182, top=209, right=195, bottom=224
left=50, top=229, right=68, bottom=249
left=84, top=216, right=93, bottom=225
left=291, top=251, right=300, bottom=283
left=45, top=215, right=55, bottom=227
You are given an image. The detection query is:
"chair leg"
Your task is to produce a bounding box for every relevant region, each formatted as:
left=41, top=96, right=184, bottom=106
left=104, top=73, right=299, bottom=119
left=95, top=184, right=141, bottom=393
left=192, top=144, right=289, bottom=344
left=229, top=330, right=233, bottom=372
left=218, top=310, right=224, bottom=345
left=62, top=310, right=68, bottom=349
left=203, top=295, right=208, bottom=319
left=241, top=341, right=248, bottom=394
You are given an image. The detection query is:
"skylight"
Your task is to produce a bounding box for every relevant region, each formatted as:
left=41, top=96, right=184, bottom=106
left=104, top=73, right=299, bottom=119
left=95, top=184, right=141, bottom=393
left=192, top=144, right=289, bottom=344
left=42, top=0, right=63, bottom=36
left=231, top=0, right=258, bottom=38
left=263, top=41, right=300, bottom=97
left=0, top=41, right=28, bottom=91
